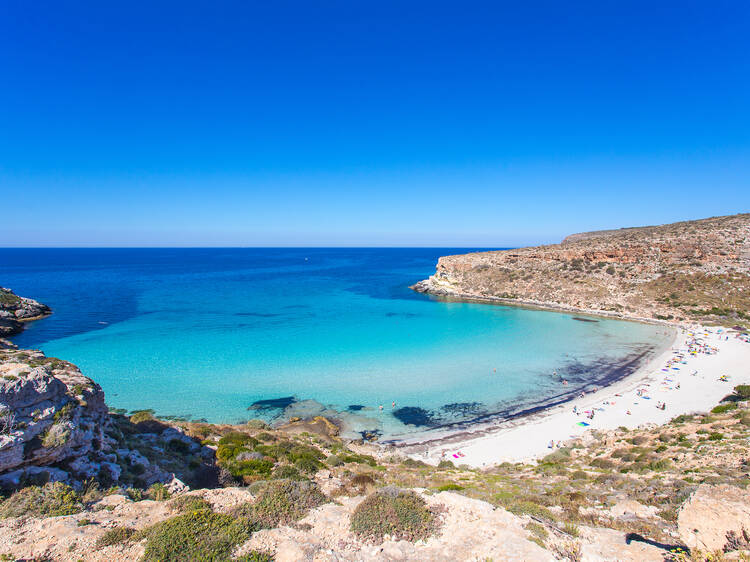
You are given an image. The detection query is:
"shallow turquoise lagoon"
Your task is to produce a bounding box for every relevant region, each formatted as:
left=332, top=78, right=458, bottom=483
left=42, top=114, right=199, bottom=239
left=2, top=248, right=673, bottom=438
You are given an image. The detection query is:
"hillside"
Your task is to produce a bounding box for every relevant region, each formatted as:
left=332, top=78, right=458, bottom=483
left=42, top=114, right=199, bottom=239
left=3, top=342, right=750, bottom=560
left=412, top=213, right=750, bottom=326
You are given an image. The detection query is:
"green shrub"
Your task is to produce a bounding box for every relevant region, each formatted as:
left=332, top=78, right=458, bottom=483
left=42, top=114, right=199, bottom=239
left=130, top=410, right=155, bottom=424
left=216, top=432, right=260, bottom=464
left=245, top=419, right=269, bottom=430
left=648, top=458, right=673, bottom=471
left=711, top=403, right=737, bottom=414
left=140, top=510, right=252, bottom=561
left=437, top=460, right=455, bottom=469
left=170, top=495, right=212, bottom=513
left=541, top=448, right=571, bottom=465
left=340, top=453, right=377, bottom=466
left=400, top=458, right=428, bottom=468
left=436, top=483, right=463, bottom=492
left=242, top=479, right=327, bottom=528
left=294, top=456, right=322, bottom=475
left=734, top=385, right=750, bottom=400
left=271, top=465, right=304, bottom=481
left=325, top=454, right=343, bottom=467
left=0, top=482, right=82, bottom=518
left=148, top=483, right=171, bottom=501
left=225, top=459, right=274, bottom=480
left=590, top=458, right=615, bottom=470
left=708, top=432, right=724, bottom=441
left=350, top=489, right=437, bottom=543
left=504, top=500, right=556, bottom=521
left=235, top=552, right=274, bottom=562
left=95, top=526, right=136, bottom=548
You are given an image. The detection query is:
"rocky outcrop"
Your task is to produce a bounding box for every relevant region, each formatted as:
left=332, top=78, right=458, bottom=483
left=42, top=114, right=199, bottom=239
left=0, top=288, right=51, bottom=338
left=0, top=348, right=182, bottom=490
left=0, top=349, right=107, bottom=485
left=413, top=213, right=750, bottom=324
left=677, top=484, right=750, bottom=551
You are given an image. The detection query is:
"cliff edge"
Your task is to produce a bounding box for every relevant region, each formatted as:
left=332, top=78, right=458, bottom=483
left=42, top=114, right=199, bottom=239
left=413, top=213, right=750, bottom=325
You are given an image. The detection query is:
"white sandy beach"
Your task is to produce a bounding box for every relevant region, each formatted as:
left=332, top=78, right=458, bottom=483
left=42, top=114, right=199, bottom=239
left=402, top=325, right=750, bottom=468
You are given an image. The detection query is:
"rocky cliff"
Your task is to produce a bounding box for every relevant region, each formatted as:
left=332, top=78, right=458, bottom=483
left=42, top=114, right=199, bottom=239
left=0, top=287, right=51, bottom=339
left=0, top=292, right=215, bottom=493
left=413, top=213, right=750, bottom=325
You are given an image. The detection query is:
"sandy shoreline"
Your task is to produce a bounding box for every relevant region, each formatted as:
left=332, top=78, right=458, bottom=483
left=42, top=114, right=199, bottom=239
left=392, top=324, right=750, bottom=468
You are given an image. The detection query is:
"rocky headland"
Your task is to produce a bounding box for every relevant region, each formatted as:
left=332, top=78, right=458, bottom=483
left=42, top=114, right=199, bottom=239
left=413, top=213, right=750, bottom=326
left=0, top=287, right=51, bottom=343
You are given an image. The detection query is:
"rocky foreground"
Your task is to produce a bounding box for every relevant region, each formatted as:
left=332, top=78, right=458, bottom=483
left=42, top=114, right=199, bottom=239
left=413, top=213, right=750, bottom=326
left=2, top=281, right=750, bottom=560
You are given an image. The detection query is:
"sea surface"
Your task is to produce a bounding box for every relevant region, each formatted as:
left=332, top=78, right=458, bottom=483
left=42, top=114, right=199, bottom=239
left=1, top=248, right=673, bottom=439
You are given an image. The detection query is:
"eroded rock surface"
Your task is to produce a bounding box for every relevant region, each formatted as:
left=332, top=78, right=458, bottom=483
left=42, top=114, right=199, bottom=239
left=413, top=213, right=750, bottom=324
left=677, top=484, right=750, bottom=551
left=0, top=288, right=51, bottom=337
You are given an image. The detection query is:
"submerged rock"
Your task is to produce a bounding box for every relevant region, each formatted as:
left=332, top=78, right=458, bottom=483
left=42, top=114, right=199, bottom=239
left=392, top=406, right=435, bottom=427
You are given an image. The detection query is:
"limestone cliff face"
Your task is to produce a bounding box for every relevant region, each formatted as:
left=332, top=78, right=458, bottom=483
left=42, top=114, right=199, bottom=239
left=0, top=349, right=109, bottom=482
left=413, top=213, right=750, bottom=324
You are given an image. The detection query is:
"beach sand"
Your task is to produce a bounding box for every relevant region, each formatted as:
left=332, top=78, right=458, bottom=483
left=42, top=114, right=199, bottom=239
left=397, top=325, right=750, bottom=468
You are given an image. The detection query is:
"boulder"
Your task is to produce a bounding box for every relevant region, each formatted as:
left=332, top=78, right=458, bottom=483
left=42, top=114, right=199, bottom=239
left=0, top=350, right=108, bottom=479
left=677, top=484, right=750, bottom=551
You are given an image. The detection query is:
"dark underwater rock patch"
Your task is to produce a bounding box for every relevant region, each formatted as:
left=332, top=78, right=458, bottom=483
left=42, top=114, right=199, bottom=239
left=440, top=402, right=487, bottom=418
left=347, top=404, right=365, bottom=411
left=572, top=316, right=598, bottom=322
left=248, top=396, right=297, bottom=411
left=359, top=429, right=382, bottom=441
left=392, top=406, right=435, bottom=427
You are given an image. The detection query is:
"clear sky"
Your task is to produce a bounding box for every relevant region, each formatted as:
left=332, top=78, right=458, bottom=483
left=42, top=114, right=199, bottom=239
left=1, top=1, right=748, bottom=247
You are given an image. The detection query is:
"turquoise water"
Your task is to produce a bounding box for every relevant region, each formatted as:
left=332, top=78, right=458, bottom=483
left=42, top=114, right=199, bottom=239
left=2, top=248, right=672, bottom=438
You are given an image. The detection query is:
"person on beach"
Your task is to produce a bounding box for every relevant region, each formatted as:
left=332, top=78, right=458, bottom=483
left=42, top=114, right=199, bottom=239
left=562, top=379, right=568, bottom=386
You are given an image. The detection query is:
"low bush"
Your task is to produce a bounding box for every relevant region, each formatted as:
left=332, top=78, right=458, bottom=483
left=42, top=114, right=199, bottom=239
left=0, top=482, right=82, bottom=518
left=140, top=510, right=252, bottom=561
left=734, top=385, right=750, bottom=400
left=95, top=526, right=136, bottom=548
left=271, top=465, right=304, bottom=480
left=350, top=488, right=437, bottom=543
left=148, top=483, right=171, bottom=501
left=711, top=403, right=737, bottom=414
left=590, top=457, right=616, bottom=470
left=170, top=495, right=212, bottom=513
left=325, top=454, right=343, bottom=467
left=232, top=479, right=327, bottom=529
left=130, top=410, right=155, bottom=424
left=436, top=483, right=463, bottom=492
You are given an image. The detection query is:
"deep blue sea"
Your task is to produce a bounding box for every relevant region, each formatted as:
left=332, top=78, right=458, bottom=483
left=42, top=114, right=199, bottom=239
left=1, top=248, right=673, bottom=439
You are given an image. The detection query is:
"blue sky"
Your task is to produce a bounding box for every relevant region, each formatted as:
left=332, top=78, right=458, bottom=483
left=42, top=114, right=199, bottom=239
left=1, top=1, right=748, bottom=247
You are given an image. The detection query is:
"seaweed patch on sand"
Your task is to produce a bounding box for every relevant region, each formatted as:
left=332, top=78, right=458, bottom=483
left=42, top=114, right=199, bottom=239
left=440, top=402, right=487, bottom=418
left=248, top=396, right=297, bottom=412
left=393, top=406, right=435, bottom=427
